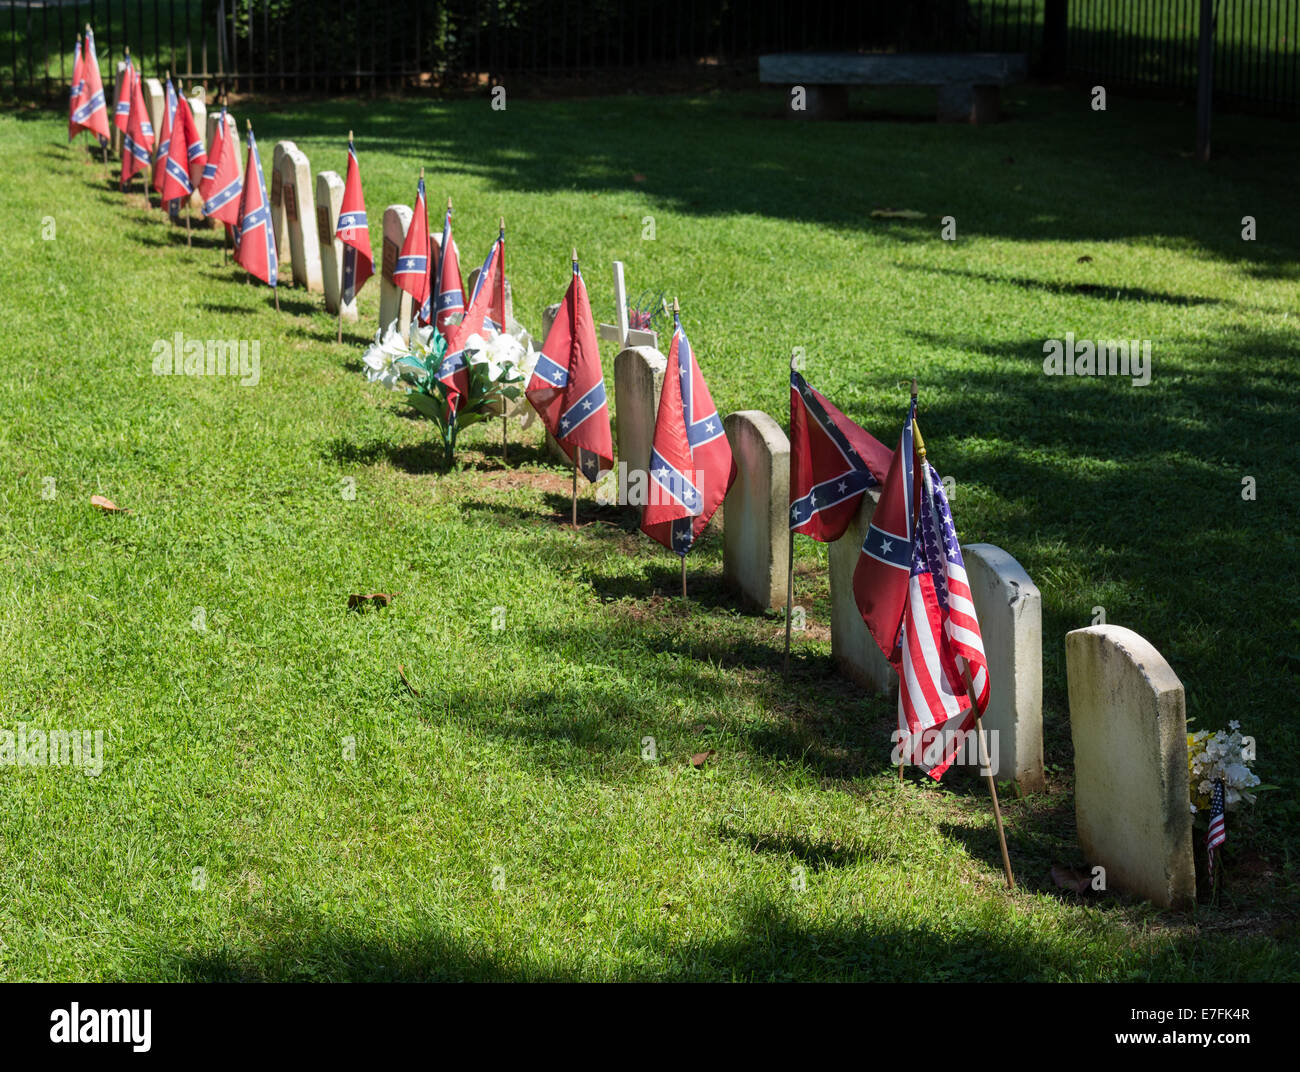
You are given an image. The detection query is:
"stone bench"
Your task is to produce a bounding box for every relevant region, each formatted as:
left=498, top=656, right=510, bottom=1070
left=758, top=51, right=1028, bottom=124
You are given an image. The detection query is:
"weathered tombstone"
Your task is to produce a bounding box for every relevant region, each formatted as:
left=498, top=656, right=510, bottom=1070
left=205, top=108, right=240, bottom=161
left=722, top=411, right=790, bottom=610
left=185, top=88, right=208, bottom=220
left=1065, top=625, right=1195, bottom=909
left=270, top=141, right=296, bottom=269
left=613, top=346, right=667, bottom=516
left=965, top=544, right=1044, bottom=792
left=315, top=171, right=354, bottom=320
left=379, top=204, right=413, bottom=336
left=275, top=146, right=323, bottom=292
left=827, top=491, right=895, bottom=694
left=110, top=63, right=128, bottom=155
left=465, top=267, right=522, bottom=335
left=538, top=302, right=571, bottom=464
left=142, top=78, right=164, bottom=159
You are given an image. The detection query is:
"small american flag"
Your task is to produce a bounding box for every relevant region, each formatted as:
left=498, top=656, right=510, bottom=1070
left=896, top=456, right=990, bottom=779
left=1206, top=778, right=1226, bottom=880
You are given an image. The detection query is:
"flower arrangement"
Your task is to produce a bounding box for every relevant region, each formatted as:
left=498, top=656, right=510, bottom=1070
left=1187, top=721, right=1261, bottom=814
left=361, top=321, right=537, bottom=468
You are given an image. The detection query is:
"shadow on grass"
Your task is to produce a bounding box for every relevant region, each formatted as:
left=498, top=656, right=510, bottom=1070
left=166, top=897, right=1109, bottom=982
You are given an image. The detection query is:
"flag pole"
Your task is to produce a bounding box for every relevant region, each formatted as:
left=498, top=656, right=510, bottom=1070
left=783, top=352, right=797, bottom=675
left=899, top=376, right=918, bottom=782
left=913, top=416, right=1015, bottom=890
left=338, top=129, right=352, bottom=344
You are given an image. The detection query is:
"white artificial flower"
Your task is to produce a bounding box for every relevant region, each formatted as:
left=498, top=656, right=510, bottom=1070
left=361, top=320, right=409, bottom=391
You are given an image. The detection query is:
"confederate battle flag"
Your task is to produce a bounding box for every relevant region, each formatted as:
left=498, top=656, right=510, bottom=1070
left=393, top=173, right=431, bottom=315
left=789, top=369, right=892, bottom=542
left=119, top=69, right=154, bottom=191
left=75, top=28, right=111, bottom=142
left=336, top=135, right=374, bottom=305
left=233, top=125, right=278, bottom=287
left=526, top=256, right=613, bottom=482
left=640, top=310, right=736, bottom=556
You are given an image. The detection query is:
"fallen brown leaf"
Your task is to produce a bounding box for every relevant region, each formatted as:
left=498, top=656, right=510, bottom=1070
left=1076, top=254, right=1094, bottom=263
left=348, top=592, right=397, bottom=611
left=690, top=750, right=716, bottom=769
left=397, top=664, right=421, bottom=697
left=90, top=495, right=128, bottom=513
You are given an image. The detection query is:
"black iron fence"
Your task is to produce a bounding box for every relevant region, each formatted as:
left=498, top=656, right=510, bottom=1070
left=4, top=1, right=1297, bottom=115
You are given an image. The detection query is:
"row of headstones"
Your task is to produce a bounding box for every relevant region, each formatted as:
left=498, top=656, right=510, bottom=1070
left=576, top=332, right=1202, bottom=909
left=108, top=72, right=363, bottom=323
left=113, top=76, right=1192, bottom=908
left=571, top=332, right=1048, bottom=798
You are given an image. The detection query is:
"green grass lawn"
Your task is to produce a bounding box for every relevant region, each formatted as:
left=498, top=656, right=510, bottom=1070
left=1, top=85, right=1297, bottom=981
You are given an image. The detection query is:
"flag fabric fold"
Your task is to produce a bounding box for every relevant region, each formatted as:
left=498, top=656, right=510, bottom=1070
left=393, top=176, right=431, bottom=312
left=67, top=39, right=85, bottom=141
left=161, top=93, right=201, bottom=203
left=152, top=77, right=178, bottom=195
left=233, top=126, right=278, bottom=287
left=336, top=137, right=374, bottom=305
left=119, top=70, right=154, bottom=191
left=433, top=204, right=464, bottom=338
left=112, top=58, right=133, bottom=134
left=851, top=397, right=921, bottom=666
left=436, top=228, right=506, bottom=420
left=1207, top=779, right=1227, bottom=880
left=789, top=370, right=892, bottom=542
left=526, top=260, right=613, bottom=482
left=200, top=108, right=242, bottom=224
left=74, top=29, right=111, bottom=142
left=895, top=457, right=990, bottom=780
left=639, top=313, right=736, bottom=556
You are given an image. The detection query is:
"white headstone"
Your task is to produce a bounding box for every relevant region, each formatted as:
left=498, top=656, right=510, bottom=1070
left=185, top=88, right=207, bottom=220
left=276, top=146, right=323, bottom=292
left=613, top=346, right=667, bottom=517
left=142, top=78, right=164, bottom=186
left=111, top=63, right=128, bottom=155
left=964, top=544, right=1044, bottom=791
left=1066, top=624, right=1195, bottom=909
left=270, top=140, right=296, bottom=270
left=827, top=491, right=895, bottom=694
left=379, top=204, right=413, bottom=336
left=315, top=171, right=354, bottom=320
left=722, top=411, right=790, bottom=610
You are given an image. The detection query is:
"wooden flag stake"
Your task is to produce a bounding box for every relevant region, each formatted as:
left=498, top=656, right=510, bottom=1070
left=913, top=416, right=1015, bottom=890
left=335, top=126, right=356, bottom=345
left=899, top=376, right=917, bottom=782
left=681, top=555, right=687, bottom=600
left=783, top=350, right=798, bottom=675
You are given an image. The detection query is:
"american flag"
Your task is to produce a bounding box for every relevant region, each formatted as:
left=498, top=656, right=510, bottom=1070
left=1207, top=779, right=1226, bottom=880
left=896, top=455, right=990, bottom=779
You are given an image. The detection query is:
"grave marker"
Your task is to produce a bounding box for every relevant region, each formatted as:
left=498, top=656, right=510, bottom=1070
left=964, top=544, right=1045, bottom=792
left=270, top=140, right=296, bottom=269
left=1066, top=624, right=1195, bottom=909
left=827, top=491, right=895, bottom=694
left=613, top=346, right=668, bottom=517
left=315, top=170, right=356, bottom=321
left=598, top=261, right=657, bottom=349
left=186, top=88, right=208, bottom=220
left=722, top=411, right=791, bottom=610
left=277, top=145, right=323, bottom=292
left=379, top=203, right=413, bottom=336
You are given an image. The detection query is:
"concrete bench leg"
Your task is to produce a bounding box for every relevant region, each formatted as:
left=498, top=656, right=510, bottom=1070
left=790, top=84, right=849, bottom=120
left=937, top=83, right=1002, bottom=124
